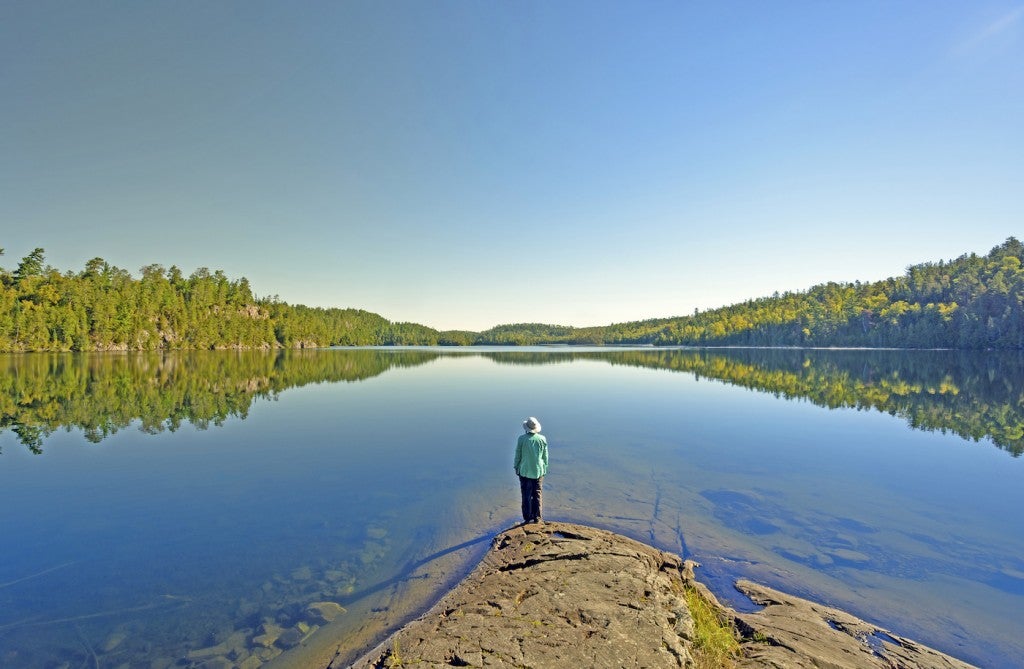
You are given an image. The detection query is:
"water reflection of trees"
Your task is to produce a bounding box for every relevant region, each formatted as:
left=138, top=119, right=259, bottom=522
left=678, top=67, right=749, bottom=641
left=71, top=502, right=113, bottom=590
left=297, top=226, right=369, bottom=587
left=474, top=348, right=1024, bottom=456
left=3, top=348, right=1021, bottom=457
left=0, top=350, right=441, bottom=453
left=602, top=349, right=1024, bottom=457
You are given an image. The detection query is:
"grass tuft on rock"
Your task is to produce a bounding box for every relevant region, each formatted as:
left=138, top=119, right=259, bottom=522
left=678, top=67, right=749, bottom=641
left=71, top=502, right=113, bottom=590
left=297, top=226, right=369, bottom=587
left=683, top=584, right=741, bottom=668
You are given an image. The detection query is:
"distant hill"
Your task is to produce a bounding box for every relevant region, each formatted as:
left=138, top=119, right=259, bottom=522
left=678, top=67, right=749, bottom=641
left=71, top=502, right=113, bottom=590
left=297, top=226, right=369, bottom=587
left=0, top=238, right=1021, bottom=351
left=474, top=237, right=1024, bottom=349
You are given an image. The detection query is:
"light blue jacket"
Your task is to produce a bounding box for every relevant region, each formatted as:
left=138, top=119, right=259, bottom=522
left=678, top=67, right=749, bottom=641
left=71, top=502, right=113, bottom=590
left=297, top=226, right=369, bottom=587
left=515, top=433, right=549, bottom=479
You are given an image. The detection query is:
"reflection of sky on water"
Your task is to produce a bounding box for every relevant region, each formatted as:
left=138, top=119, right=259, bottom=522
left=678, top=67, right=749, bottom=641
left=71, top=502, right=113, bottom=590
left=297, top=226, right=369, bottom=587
left=1, top=349, right=1022, bottom=668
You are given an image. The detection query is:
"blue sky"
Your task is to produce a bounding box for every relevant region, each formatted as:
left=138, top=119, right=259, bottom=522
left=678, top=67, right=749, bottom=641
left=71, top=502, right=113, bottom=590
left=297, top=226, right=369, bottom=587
left=2, top=1, right=1021, bottom=331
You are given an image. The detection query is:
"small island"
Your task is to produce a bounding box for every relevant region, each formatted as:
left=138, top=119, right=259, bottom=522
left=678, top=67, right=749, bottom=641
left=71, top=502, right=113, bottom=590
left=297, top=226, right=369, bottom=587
left=334, top=522, right=975, bottom=669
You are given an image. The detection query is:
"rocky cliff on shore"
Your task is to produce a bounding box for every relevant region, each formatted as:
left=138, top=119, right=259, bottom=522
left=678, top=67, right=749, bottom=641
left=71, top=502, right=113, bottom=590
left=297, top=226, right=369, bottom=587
left=335, top=522, right=976, bottom=669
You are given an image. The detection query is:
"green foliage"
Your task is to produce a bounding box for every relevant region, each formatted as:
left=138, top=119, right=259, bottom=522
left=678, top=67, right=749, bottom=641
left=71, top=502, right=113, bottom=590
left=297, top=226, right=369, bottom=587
left=460, top=238, right=1024, bottom=349
left=682, top=584, right=740, bottom=668
left=0, top=238, right=1020, bottom=351
left=13, top=247, right=46, bottom=284
left=0, top=251, right=448, bottom=351
left=476, top=322, right=578, bottom=344
left=641, top=237, right=1024, bottom=349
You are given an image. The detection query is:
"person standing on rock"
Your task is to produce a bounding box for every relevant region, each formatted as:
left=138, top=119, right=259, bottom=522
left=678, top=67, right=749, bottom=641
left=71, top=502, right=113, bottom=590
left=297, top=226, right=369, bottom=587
left=514, top=416, right=548, bottom=524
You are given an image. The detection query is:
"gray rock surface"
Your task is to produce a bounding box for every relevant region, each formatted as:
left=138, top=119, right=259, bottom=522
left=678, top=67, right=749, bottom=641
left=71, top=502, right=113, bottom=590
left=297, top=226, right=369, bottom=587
left=733, top=580, right=977, bottom=669
left=342, top=522, right=695, bottom=668
left=336, top=521, right=977, bottom=669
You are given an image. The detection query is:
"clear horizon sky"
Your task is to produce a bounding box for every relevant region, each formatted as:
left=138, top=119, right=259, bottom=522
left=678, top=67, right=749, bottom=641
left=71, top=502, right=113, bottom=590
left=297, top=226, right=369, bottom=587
left=2, top=2, right=1021, bottom=331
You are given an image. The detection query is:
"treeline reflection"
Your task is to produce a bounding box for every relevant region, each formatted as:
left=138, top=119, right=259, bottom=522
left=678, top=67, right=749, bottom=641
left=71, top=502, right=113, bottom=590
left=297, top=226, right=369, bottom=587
left=2, top=348, right=1021, bottom=456
left=606, top=348, right=1023, bottom=457
left=466, top=348, right=1024, bottom=456
left=0, top=349, right=442, bottom=453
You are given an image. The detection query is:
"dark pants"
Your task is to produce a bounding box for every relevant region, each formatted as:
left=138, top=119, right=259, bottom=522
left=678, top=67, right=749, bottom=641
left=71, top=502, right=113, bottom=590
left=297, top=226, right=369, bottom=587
left=519, top=476, right=543, bottom=522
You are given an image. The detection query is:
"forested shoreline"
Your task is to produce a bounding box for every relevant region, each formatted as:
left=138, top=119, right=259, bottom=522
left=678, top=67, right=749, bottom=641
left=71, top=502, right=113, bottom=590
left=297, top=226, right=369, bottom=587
left=478, top=238, right=1024, bottom=348
left=1, top=238, right=1021, bottom=351
left=0, top=249, right=446, bottom=350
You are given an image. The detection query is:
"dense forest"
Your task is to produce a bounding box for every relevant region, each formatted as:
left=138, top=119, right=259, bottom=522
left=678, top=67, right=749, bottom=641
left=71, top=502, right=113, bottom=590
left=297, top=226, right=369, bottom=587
left=0, top=248, right=448, bottom=350
left=476, top=238, right=1024, bottom=348
left=0, top=238, right=1021, bottom=351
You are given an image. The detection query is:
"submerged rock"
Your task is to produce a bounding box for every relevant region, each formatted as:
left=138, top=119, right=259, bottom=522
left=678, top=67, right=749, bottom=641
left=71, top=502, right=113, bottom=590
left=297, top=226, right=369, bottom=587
left=101, top=631, right=128, bottom=653
left=358, top=540, right=388, bottom=566
left=195, top=658, right=232, bottom=669
left=186, top=642, right=229, bottom=661
left=251, top=621, right=284, bottom=649
left=290, top=565, right=313, bottom=581
left=826, top=547, right=872, bottom=563
left=235, top=597, right=259, bottom=617
left=276, top=627, right=304, bottom=650
left=307, top=601, right=347, bottom=624
left=277, top=622, right=318, bottom=649
left=253, top=645, right=282, bottom=662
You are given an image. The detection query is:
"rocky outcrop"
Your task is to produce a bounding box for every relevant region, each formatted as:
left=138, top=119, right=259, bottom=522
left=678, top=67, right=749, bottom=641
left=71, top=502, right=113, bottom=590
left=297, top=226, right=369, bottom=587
left=337, top=522, right=976, bottom=669
left=733, top=580, right=976, bottom=669
left=341, top=522, right=696, bottom=668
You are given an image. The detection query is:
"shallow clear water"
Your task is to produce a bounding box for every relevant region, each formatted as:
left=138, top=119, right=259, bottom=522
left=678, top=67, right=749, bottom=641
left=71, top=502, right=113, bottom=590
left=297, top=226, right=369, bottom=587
left=1, top=348, right=1022, bottom=668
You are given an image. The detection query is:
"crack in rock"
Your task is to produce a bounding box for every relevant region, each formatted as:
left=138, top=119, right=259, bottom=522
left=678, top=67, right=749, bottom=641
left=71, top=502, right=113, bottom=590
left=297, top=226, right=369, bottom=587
left=497, top=553, right=590, bottom=572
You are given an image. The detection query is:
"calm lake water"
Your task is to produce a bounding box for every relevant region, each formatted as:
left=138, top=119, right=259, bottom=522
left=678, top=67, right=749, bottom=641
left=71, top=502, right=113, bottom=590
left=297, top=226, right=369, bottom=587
left=1, top=347, right=1022, bottom=668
